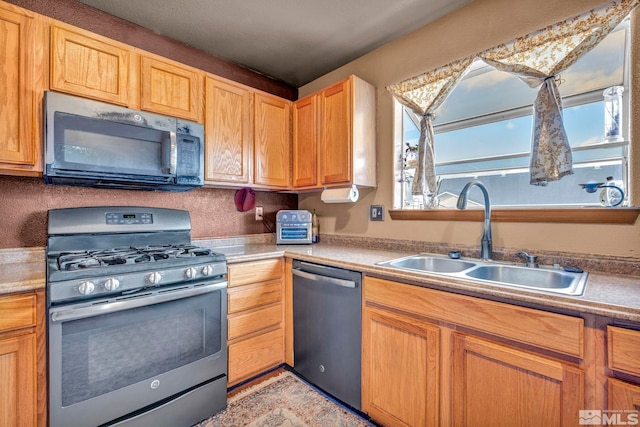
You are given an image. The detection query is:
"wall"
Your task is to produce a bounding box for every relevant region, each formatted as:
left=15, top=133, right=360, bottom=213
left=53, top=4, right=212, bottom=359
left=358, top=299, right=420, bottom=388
left=0, top=176, right=296, bottom=248
left=298, top=0, right=640, bottom=259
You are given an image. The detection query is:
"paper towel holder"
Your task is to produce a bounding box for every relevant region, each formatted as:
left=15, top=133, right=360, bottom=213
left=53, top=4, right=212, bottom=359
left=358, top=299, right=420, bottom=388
left=321, top=184, right=359, bottom=203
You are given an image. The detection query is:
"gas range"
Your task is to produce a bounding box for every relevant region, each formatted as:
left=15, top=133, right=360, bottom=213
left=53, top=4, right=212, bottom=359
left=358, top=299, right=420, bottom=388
left=46, top=206, right=229, bottom=427
left=46, top=207, right=226, bottom=304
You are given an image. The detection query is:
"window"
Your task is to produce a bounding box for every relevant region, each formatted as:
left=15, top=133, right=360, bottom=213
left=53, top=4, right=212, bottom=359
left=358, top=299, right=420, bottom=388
left=395, top=21, right=631, bottom=210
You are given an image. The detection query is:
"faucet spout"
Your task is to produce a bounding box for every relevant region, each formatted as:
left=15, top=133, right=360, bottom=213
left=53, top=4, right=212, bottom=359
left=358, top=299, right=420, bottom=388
left=457, top=179, right=492, bottom=261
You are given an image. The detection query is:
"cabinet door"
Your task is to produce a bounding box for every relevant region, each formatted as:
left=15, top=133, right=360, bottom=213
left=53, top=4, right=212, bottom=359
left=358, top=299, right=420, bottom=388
left=0, top=6, right=38, bottom=170
left=362, top=306, right=440, bottom=427
left=50, top=26, right=129, bottom=105
left=140, top=56, right=202, bottom=122
left=320, top=77, right=351, bottom=185
left=609, top=378, right=640, bottom=415
left=204, top=76, right=252, bottom=184
left=451, top=333, right=583, bottom=427
left=254, top=93, right=290, bottom=188
left=292, top=94, right=318, bottom=188
left=0, top=333, right=36, bottom=427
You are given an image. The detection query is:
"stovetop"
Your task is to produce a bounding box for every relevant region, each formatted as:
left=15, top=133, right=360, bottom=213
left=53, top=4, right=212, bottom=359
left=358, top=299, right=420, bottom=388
left=47, top=244, right=227, bottom=304
left=46, top=206, right=227, bottom=304
left=51, top=244, right=222, bottom=273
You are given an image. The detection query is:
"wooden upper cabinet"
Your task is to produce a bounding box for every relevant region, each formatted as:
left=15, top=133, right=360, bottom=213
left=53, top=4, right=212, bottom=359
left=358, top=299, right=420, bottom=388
left=203, top=77, right=293, bottom=189
left=0, top=4, right=43, bottom=175
left=140, top=55, right=203, bottom=122
left=292, top=94, right=318, bottom=188
left=50, top=25, right=130, bottom=106
left=204, top=76, right=252, bottom=184
left=293, top=75, right=376, bottom=189
left=253, top=93, right=291, bottom=188
left=320, top=77, right=352, bottom=185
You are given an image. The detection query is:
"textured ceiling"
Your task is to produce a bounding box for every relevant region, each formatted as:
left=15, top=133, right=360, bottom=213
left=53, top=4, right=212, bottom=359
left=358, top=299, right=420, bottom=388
left=74, top=0, right=471, bottom=87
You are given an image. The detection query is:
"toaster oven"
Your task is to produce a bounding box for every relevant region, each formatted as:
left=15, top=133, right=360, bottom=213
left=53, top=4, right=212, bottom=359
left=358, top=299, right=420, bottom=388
left=276, top=210, right=312, bottom=244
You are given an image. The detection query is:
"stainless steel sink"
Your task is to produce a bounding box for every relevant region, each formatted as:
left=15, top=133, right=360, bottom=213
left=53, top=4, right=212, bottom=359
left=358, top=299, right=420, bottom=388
left=464, top=264, right=588, bottom=295
left=375, top=254, right=588, bottom=296
left=376, top=254, right=476, bottom=273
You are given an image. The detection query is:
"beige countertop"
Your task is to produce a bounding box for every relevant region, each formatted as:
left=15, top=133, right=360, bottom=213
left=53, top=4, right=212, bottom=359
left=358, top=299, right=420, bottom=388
left=0, top=247, right=45, bottom=295
left=205, top=242, right=640, bottom=323
left=2, top=242, right=639, bottom=323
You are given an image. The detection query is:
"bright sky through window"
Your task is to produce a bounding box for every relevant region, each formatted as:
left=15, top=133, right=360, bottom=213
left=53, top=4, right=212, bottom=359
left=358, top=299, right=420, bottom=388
left=397, top=23, right=629, bottom=209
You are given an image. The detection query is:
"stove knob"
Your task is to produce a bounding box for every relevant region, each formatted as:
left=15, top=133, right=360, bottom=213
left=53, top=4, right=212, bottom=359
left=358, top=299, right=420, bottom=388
left=104, top=278, right=120, bottom=291
left=147, top=272, right=162, bottom=285
left=78, top=281, right=95, bottom=295
left=201, top=265, right=214, bottom=276
left=185, top=267, right=197, bottom=279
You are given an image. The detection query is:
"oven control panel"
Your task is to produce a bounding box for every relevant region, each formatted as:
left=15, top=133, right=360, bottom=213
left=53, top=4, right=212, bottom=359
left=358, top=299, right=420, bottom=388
left=106, top=212, right=153, bottom=225
left=48, top=262, right=227, bottom=303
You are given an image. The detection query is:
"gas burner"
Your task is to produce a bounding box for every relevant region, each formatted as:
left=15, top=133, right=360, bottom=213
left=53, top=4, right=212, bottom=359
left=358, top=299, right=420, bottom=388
left=55, top=245, right=214, bottom=271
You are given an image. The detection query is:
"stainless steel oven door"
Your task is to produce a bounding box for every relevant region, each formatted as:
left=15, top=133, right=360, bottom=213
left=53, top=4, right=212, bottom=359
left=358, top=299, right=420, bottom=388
left=48, top=280, right=227, bottom=427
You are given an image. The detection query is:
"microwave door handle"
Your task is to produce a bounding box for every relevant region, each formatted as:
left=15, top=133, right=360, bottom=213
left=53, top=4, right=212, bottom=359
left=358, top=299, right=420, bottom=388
left=161, top=131, right=178, bottom=174
left=169, top=131, right=177, bottom=174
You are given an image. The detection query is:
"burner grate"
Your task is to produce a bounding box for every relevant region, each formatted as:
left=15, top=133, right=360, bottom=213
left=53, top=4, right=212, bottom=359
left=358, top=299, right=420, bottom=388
left=56, top=245, right=214, bottom=271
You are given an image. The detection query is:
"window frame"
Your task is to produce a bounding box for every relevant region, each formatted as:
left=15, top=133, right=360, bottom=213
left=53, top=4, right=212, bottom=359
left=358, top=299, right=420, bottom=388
left=390, top=18, right=639, bottom=224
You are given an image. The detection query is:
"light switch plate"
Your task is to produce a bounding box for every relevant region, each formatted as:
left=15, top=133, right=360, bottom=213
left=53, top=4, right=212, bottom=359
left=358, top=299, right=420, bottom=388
left=370, top=205, right=384, bottom=221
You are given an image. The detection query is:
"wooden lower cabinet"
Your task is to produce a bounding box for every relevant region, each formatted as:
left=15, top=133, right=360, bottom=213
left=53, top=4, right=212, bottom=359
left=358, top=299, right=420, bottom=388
left=0, top=290, right=45, bottom=427
left=227, top=259, right=285, bottom=386
left=228, top=328, right=284, bottom=384
left=362, top=306, right=440, bottom=427
left=606, top=325, right=640, bottom=424
left=0, top=333, right=36, bottom=427
left=362, top=276, right=586, bottom=427
left=608, top=378, right=640, bottom=412
left=451, top=333, right=583, bottom=427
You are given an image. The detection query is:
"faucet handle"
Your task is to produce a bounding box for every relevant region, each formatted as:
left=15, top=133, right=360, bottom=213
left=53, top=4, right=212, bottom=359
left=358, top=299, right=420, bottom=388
left=516, top=251, right=538, bottom=267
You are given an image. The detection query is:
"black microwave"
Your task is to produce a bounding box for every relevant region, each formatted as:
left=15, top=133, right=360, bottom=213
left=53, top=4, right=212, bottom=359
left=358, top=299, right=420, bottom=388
left=44, top=91, right=204, bottom=191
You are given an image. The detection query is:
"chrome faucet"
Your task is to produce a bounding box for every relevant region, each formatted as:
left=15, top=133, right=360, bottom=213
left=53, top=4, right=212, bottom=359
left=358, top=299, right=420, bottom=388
left=457, top=179, right=492, bottom=261
left=516, top=251, right=539, bottom=268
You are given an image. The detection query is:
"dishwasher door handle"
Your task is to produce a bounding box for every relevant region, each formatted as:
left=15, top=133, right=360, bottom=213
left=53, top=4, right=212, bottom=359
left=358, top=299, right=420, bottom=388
left=292, top=268, right=357, bottom=288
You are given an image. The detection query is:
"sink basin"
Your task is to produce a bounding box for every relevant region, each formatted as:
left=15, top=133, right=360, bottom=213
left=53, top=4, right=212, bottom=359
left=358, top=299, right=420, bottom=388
left=375, top=253, right=588, bottom=296
left=376, top=254, right=476, bottom=273
left=464, top=264, right=587, bottom=295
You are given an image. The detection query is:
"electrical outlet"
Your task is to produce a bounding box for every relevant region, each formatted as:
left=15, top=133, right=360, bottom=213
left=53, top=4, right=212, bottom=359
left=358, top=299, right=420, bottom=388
left=255, top=206, right=264, bottom=221
left=370, top=205, right=384, bottom=221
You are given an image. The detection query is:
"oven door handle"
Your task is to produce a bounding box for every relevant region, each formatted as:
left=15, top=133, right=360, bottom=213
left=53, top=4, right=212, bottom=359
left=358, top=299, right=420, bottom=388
left=50, top=281, right=227, bottom=323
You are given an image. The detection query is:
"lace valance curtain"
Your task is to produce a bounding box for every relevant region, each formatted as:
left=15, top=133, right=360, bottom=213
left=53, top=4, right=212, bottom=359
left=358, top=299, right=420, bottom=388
left=388, top=0, right=639, bottom=200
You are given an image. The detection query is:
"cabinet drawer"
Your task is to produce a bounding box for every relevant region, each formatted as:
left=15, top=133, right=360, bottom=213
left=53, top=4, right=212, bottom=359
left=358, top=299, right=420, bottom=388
left=228, top=280, right=283, bottom=314
left=228, top=327, right=284, bottom=386
left=608, top=326, right=640, bottom=377
left=0, top=294, right=36, bottom=333
left=228, top=259, right=283, bottom=287
left=364, top=276, right=584, bottom=358
left=228, top=303, right=282, bottom=340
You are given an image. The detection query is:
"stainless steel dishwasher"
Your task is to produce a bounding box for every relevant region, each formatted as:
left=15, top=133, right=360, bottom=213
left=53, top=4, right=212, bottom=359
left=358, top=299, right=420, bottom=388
left=292, top=260, right=362, bottom=410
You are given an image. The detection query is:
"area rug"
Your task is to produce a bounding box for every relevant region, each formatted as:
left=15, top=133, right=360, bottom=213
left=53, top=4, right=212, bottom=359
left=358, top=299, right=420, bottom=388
left=194, top=371, right=376, bottom=427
